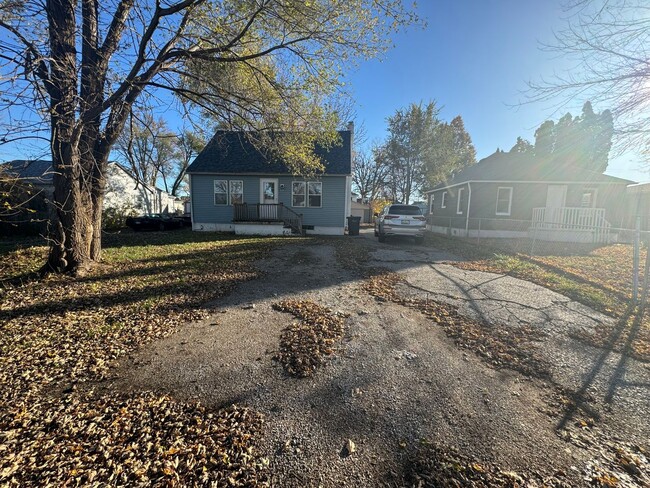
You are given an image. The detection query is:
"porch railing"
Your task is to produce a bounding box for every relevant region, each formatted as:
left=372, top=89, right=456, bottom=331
left=233, top=203, right=303, bottom=235
left=531, top=206, right=611, bottom=242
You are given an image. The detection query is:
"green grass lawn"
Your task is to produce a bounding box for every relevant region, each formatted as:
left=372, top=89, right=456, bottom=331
left=0, top=229, right=289, bottom=486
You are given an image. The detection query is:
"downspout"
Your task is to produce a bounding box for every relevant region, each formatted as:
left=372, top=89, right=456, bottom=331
left=465, top=182, right=472, bottom=237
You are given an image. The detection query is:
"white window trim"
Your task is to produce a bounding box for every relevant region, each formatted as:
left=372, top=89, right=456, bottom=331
left=429, top=194, right=435, bottom=214
left=307, top=181, right=323, bottom=208
left=456, top=188, right=464, bottom=215
left=495, top=186, right=513, bottom=216
left=292, top=181, right=306, bottom=208
left=581, top=187, right=598, bottom=208
left=441, top=191, right=447, bottom=208
left=290, top=181, right=323, bottom=208
left=214, top=179, right=228, bottom=206
left=229, top=180, right=243, bottom=206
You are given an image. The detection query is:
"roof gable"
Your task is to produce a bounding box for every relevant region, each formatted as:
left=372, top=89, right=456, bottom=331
left=187, top=130, right=352, bottom=175
left=427, top=152, right=634, bottom=192
left=1, top=160, right=172, bottom=195
left=2, top=160, right=54, bottom=182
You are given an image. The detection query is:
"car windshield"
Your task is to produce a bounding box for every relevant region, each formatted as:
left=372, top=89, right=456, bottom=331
left=388, top=205, right=422, bottom=215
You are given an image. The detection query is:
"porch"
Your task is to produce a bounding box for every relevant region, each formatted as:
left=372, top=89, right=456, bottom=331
left=530, top=207, right=612, bottom=243
left=233, top=203, right=303, bottom=235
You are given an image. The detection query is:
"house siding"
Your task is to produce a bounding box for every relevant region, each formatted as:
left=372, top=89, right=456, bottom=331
left=191, top=174, right=349, bottom=229
left=104, top=164, right=180, bottom=214
left=428, top=181, right=629, bottom=230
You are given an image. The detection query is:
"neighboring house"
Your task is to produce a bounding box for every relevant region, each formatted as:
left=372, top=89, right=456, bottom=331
left=625, top=183, right=650, bottom=230
left=350, top=196, right=372, bottom=223
left=187, top=130, right=352, bottom=235
left=424, top=151, right=634, bottom=243
left=2, top=160, right=181, bottom=215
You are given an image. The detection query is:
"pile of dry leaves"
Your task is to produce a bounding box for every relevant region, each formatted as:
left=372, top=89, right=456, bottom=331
left=272, top=300, right=347, bottom=377
left=0, top=234, right=276, bottom=486
left=364, top=272, right=550, bottom=378
left=407, top=442, right=573, bottom=487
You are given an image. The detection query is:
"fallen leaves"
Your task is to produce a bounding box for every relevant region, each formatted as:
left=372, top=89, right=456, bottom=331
left=0, top=393, right=268, bottom=486
left=0, top=231, right=279, bottom=486
left=364, top=272, right=551, bottom=378
left=559, top=428, right=650, bottom=488
left=407, top=442, right=572, bottom=487
left=272, top=300, right=347, bottom=377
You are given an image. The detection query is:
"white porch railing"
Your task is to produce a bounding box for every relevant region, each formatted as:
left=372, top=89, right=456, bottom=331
left=531, top=207, right=611, bottom=243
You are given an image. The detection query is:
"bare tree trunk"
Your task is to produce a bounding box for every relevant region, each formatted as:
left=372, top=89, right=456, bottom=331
left=44, top=0, right=104, bottom=275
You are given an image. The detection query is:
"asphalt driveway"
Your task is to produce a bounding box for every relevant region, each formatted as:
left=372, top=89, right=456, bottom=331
left=108, top=230, right=649, bottom=486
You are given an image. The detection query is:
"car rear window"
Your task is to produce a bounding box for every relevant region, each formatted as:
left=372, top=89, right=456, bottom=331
left=389, top=205, right=422, bottom=215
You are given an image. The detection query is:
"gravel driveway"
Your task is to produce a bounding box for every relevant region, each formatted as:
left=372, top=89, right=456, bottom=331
left=108, top=229, right=649, bottom=486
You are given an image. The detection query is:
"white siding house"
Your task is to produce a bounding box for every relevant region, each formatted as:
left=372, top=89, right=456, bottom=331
left=3, top=160, right=181, bottom=215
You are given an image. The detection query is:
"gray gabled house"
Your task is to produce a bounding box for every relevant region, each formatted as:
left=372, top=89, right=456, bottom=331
left=187, top=130, right=353, bottom=235
left=425, top=151, right=634, bottom=243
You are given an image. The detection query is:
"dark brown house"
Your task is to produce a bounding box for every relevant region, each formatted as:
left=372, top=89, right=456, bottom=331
left=424, top=151, right=634, bottom=243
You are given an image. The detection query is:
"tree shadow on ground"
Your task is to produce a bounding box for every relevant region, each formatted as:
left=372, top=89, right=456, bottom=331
left=556, top=303, right=642, bottom=431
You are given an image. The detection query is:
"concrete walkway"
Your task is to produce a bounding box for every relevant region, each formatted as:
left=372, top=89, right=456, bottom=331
left=360, top=228, right=649, bottom=441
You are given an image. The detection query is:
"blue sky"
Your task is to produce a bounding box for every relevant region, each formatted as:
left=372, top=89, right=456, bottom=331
left=349, top=0, right=647, bottom=182
left=1, top=1, right=646, bottom=182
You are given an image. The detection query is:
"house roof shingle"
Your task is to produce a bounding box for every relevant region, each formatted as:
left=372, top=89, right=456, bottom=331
left=187, top=130, right=352, bottom=175
left=1, top=160, right=173, bottom=195
left=2, top=159, right=56, bottom=183
left=426, top=151, right=634, bottom=192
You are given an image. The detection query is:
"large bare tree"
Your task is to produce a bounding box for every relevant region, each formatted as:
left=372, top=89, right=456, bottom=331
left=352, top=148, right=388, bottom=203
left=529, top=0, right=650, bottom=152
left=0, top=0, right=416, bottom=274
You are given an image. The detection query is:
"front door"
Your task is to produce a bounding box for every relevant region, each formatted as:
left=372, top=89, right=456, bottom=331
left=260, top=178, right=279, bottom=220
left=545, top=184, right=567, bottom=224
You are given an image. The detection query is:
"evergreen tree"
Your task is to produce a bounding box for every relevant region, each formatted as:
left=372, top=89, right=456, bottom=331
left=534, top=120, right=556, bottom=157
left=532, top=102, right=613, bottom=172
left=509, top=136, right=534, bottom=154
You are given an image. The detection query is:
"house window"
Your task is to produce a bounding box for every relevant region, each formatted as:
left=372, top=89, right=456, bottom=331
left=441, top=191, right=448, bottom=208
left=229, top=180, right=243, bottom=205
left=214, top=179, right=228, bottom=205
left=581, top=188, right=597, bottom=208
left=292, top=181, right=322, bottom=207
left=308, top=182, right=322, bottom=207
left=292, top=182, right=306, bottom=207
left=429, top=195, right=435, bottom=214
left=456, top=188, right=465, bottom=215
left=495, top=187, right=513, bottom=216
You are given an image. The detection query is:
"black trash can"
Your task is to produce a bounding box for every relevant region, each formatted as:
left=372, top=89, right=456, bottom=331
left=347, top=216, right=361, bottom=236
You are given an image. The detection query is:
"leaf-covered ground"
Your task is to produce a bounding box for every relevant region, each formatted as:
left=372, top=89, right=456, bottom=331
left=272, top=299, right=348, bottom=377
left=0, top=230, right=283, bottom=486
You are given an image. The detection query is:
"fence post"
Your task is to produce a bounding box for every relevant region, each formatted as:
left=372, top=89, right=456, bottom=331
left=633, top=216, right=641, bottom=303
left=530, top=220, right=538, bottom=257
left=641, top=233, right=650, bottom=312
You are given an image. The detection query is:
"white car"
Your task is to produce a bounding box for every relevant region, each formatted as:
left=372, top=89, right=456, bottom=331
left=374, top=204, right=426, bottom=244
